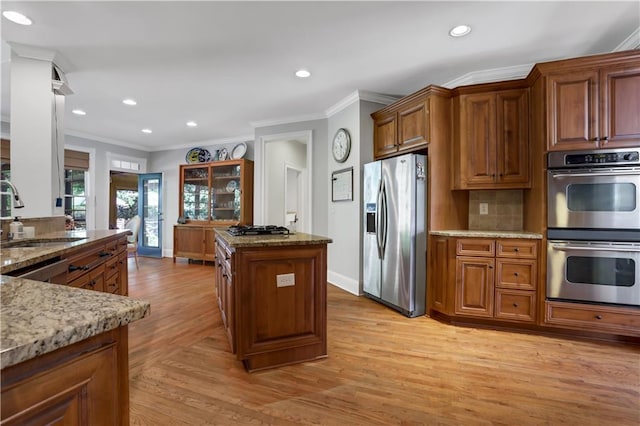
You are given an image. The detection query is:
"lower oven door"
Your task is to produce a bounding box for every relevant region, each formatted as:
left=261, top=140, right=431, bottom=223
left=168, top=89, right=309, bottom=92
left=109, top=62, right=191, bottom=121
left=547, top=167, right=640, bottom=230
left=547, top=241, right=640, bottom=307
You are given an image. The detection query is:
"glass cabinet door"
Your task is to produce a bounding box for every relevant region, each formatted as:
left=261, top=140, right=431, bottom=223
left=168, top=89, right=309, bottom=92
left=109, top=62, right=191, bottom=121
left=182, top=166, right=210, bottom=220
left=211, top=164, right=241, bottom=222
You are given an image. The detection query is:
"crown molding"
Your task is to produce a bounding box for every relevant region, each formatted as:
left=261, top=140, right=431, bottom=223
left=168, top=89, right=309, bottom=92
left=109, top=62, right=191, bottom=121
left=6, top=42, right=74, bottom=72
left=614, top=27, right=640, bottom=52
left=325, top=90, right=399, bottom=117
left=65, top=129, right=153, bottom=152
left=442, top=63, right=534, bottom=89
left=250, top=112, right=327, bottom=129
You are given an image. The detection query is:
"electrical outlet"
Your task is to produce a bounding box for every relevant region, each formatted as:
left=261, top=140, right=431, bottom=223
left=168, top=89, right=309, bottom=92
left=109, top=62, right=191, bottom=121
left=276, top=273, right=295, bottom=288
left=479, top=203, right=489, bottom=215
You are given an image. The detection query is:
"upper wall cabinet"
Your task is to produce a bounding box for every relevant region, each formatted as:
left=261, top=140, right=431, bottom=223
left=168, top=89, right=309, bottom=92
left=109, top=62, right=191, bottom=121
left=372, top=96, right=429, bottom=159
left=452, top=87, right=530, bottom=189
left=546, top=60, right=640, bottom=151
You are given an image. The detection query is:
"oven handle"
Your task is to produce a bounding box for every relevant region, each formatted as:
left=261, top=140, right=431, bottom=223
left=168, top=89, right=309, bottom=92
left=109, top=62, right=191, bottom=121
left=551, top=244, right=640, bottom=252
left=550, top=171, right=640, bottom=179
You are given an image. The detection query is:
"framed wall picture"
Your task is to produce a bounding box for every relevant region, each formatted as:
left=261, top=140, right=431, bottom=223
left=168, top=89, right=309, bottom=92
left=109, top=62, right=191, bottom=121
left=331, top=167, right=353, bottom=202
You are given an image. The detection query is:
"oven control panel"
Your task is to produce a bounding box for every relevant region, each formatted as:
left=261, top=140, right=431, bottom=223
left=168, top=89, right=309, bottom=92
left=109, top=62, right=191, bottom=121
left=549, top=149, right=640, bottom=168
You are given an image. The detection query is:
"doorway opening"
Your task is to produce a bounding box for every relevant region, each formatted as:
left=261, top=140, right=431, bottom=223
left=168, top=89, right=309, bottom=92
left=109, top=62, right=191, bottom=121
left=110, top=171, right=138, bottom=230
left=258, top=130, right=312, bottom=232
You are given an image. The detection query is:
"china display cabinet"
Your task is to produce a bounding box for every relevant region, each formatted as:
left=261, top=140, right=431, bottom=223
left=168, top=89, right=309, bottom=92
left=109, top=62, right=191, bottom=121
left=174, top=159, right=253, bottom=262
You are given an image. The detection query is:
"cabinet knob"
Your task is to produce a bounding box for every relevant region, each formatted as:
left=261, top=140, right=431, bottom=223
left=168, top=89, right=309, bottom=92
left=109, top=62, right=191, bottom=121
left=595, top=314, right=603, bottom=320
left=593, top=137, right=600, bottom=142
left=488, top=265, right=493, bottom=269
left=602, top=136, right=609, bottom=142
left=512, top=303, right=519, bottom=308
left=514, top=248, right=519, bottom=252
left=514, top=272, right=519, bottom=277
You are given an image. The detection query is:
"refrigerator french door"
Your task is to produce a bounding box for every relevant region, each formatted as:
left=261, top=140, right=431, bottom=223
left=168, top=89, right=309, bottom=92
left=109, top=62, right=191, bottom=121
left=363, top=153, right=427, bottom=317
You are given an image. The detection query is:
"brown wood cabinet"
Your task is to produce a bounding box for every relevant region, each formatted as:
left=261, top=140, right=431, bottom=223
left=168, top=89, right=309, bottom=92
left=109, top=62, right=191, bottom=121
left=173, top=224, right=215, bottom=262
left=545, top=59, right=640, bottom=151
left=452, top=87, right=530, bottom=189
left=214, top=233, right=328, bottom=372
left=431, top=236, right=538, bottom=324
left=1, top=327, right=129, bottom=425
left=545, top=301, right=640, bottom=337
left=178, top=159, right=253, bottom=226
left=371, top=94, right=431, bottom=159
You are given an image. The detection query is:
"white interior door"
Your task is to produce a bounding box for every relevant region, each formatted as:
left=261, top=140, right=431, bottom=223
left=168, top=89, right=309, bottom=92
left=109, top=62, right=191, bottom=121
left=284, top=164, right=304, bottom=232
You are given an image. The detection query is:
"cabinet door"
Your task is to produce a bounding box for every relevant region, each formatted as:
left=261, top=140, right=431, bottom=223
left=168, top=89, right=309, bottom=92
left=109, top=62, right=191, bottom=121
left=223, top=270, right=235, bottom=353
left=204, top=228, right=216, bottom=261
left=373, top=112, right=398, bottom=158
left=173, top=226, right=204, bottom=260
left=547, top=70, right=599, bottom=151
left=429, top=236, right=450, bottom=314
left=496, top=89, right=529, bottom=185
left=118, top=251, right=128, bottom=296
left=180, top=165, right=210, bottom=220
left=455, top=256, right=494, bottom=318
left=460, top=93, right=497, bottom=186
left=600, top=64, right=640, bottom=148
left=397, top=100, right=428, bottom=152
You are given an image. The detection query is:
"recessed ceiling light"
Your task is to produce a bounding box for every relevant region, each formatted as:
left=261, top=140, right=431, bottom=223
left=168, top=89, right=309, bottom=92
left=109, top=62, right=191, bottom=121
left=122, top=98, right=137, bottom=106
left=2, top=11, right=32, bottom=26
left=295, top=69, right=311, bottom=78
left=449, top=24, right=471, bottom=37
left=141, top=128, right=152, bottom=134
left=186, top=121, right=198, bottom=127
left=72, top=109, right=86, bottom=116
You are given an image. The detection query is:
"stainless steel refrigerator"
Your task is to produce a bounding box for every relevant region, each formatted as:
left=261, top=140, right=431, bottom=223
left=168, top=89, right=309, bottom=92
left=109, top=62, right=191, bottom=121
left=363, top=153, right=427, bottom=317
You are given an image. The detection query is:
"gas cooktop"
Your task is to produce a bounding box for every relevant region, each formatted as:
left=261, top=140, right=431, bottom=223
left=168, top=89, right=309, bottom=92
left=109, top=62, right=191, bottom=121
left=227, top=225, right=290, bottom=236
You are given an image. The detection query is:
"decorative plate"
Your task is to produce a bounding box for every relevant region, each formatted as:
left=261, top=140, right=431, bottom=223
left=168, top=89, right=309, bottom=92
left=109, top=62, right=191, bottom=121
left=219, top=148, right=229, bottom=161
left=226, top=180, right=238, bottom=193
left=185, top=147, right=212, bottom=163
left=231, top=142, right=247, bottom=159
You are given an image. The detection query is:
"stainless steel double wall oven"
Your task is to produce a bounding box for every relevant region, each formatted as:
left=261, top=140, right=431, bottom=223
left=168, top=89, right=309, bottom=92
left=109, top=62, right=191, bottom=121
left=547, top=148, right=640, bottom=307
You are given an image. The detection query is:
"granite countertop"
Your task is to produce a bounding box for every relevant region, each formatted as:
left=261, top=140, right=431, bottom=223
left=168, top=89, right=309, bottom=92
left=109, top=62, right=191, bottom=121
left=1, top=229, right=130, bottom=275
left=430, top=230, right=543, bottom=239
left=215, top=230, right=332, bottom=249
left=0, top=276, right=150, bottom=369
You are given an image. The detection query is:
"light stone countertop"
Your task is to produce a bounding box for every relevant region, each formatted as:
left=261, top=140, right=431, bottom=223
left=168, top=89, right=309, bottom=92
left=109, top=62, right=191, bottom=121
left=215, top=230, right=332, bottom=249
left=430, top=230, right=543, bottom=239
left=0, top=276, right=150, bottom=369
left=0, top=229, right=130, bottom=275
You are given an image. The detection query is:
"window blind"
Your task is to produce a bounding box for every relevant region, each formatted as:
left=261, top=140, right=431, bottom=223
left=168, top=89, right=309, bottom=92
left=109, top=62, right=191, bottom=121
left=64, top=149, right=89, bottom=171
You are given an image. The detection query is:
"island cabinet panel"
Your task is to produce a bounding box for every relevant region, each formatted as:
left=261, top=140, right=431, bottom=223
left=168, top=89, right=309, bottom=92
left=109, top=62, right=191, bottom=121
left=235, top=245, right=327, bottom=372
left=1, top=328, right=129, bottom=426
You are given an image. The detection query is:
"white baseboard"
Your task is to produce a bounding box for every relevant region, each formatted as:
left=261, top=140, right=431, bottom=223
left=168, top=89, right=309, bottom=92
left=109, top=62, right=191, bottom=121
left=327, top=270, right=361, bottom=296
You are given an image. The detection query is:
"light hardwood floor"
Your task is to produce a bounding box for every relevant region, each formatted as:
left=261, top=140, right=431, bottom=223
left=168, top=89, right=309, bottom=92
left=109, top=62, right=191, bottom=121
left=127, top=258, right=640, bottom=425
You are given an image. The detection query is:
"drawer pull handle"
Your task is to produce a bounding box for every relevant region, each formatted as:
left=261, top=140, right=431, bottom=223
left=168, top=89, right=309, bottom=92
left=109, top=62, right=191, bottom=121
left=98, top=251, right=112, bottom=257
left=514, top=248, right=519, bottom=252
left=512, top=303, right=519, bottom=308
left=514, top=272, right=519, bottom=277
left=595, top=315, right=603, bottom=320
left=69, top=265, right=90, bottom=272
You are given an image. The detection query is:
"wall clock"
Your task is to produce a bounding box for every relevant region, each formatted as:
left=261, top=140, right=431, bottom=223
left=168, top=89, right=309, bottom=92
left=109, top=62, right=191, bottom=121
left=332, top=128, right=351, bottom=163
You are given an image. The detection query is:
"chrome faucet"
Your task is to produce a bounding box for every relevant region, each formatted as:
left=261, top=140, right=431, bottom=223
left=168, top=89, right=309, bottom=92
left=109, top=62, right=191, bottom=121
left=1, top=179, right=25, bottom=208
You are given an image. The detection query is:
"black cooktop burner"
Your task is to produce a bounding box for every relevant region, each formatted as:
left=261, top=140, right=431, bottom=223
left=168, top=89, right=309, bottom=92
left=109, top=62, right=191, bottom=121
left=227, top=225, right=290, bottom=236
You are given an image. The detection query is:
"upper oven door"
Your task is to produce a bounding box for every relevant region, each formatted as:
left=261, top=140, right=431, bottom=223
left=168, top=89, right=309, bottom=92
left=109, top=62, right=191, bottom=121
left=548, top=167, right=640, bottom=230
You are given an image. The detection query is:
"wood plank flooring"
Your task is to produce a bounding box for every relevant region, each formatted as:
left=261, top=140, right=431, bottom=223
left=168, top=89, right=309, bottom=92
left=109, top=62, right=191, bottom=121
left=127, top=258, right=640, bottom=425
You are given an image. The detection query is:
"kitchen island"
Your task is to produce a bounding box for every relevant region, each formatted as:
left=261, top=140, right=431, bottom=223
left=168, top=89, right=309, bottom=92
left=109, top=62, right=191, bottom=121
left=214, top=229, right=332, bottom=371
left=1, top=230, right=150, bottom=424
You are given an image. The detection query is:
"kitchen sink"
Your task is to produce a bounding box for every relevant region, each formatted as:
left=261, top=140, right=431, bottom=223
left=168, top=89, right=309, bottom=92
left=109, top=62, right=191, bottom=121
left=1, top=237, right=84, bottom=249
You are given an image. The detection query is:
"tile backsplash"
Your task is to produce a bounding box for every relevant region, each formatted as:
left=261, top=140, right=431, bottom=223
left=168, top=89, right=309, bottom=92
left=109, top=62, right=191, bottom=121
left=468, top=190, right=523, bottom=231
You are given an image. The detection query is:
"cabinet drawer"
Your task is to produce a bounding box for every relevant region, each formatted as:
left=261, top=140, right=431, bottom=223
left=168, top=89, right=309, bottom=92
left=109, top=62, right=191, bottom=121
left=496, top=240, right=537, bottom=259
left=495, top=289, right=536, bottom=322
left=105, top=273, right=119, bottom=294
left=496, top=259, right=536, bottom=290
left=68, top=266, right=104, bottom=292
left=105, top=256, right=119, bottom=279
left=546, top=301, right=640, bottom=336
left=456, top=239, right=495, bottom=257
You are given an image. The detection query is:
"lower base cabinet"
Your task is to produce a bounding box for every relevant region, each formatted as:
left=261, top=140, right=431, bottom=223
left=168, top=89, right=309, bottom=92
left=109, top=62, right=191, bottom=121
left=1, top=327, right=130, bottom=425
left=215, top=233, right=328, bottom=372
left=545, top=301, right=640, bottom=336
left=173, top=224, right=215, bottom=262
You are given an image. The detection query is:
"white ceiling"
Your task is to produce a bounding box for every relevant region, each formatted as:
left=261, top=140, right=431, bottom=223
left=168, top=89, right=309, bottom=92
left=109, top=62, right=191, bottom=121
left=1, top=1, right=638, bottom=152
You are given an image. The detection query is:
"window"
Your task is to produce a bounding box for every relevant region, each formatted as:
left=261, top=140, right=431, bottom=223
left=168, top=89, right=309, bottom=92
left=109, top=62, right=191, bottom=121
left=64, top=169, right=87, bottom=229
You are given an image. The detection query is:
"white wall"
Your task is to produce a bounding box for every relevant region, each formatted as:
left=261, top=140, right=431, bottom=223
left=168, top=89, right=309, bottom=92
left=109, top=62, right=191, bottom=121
left=265, top=140, right=306, bottom=226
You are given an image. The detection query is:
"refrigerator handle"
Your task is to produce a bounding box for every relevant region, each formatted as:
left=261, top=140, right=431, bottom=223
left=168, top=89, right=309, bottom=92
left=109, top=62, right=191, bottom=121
left=380, top=177, right=388, bottom=257
left=376, top=178, right=384, bottom=259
